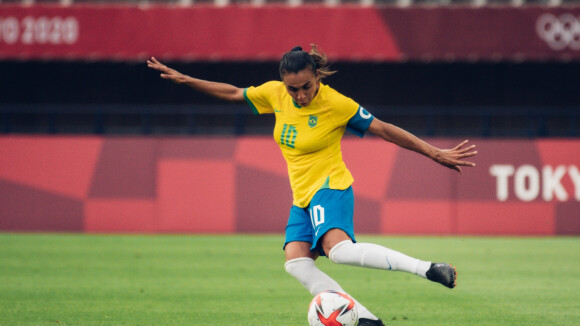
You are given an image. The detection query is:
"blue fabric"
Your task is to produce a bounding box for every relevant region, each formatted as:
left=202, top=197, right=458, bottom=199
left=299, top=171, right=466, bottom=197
left=284, top=187, right=356, bottom=256
left=346, top=106, right=374, bottom=138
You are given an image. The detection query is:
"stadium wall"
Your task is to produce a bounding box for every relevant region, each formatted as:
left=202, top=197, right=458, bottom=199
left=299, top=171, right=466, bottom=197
left=1, top=5, right=580, bottom=62
left=1, top=136, right=579, bottom=235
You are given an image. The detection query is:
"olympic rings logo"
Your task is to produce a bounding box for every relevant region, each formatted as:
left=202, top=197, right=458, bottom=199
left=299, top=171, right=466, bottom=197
left=536, top=13, right=580, bottom=51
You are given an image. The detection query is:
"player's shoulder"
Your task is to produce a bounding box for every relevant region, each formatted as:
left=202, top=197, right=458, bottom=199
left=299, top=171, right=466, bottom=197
left=258, top=80, right=285, bottom=91
left=319, top=83, right=358, bottom=108
left=248, top=80, right=285, bottom=100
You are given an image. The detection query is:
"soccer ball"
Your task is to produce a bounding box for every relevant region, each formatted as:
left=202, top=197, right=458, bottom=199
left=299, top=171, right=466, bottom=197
left=307, top=290, right=358, bottom=326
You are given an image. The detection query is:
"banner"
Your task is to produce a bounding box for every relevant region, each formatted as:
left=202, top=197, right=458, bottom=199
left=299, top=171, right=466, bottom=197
left=1, top=5, right=579, bottom=61
left=0, top=136, right=578, bottom=235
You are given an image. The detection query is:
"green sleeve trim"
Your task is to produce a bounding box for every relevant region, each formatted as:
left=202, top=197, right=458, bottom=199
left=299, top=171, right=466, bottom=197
left=319, top=176, right=330, bottom=190
left=243, top=88, right=260, bottom=115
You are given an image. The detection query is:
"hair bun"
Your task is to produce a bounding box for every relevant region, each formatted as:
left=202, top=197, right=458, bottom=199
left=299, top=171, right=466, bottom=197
left=291, top=46, right=303, bottom=52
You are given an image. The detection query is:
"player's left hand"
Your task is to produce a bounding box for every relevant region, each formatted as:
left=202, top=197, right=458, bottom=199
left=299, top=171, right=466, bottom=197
left=433, top=140, right=477, bottom=174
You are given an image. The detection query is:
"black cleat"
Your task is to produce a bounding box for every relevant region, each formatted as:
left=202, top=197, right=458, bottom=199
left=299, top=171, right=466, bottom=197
left=358, top=318, right=386, bottom=326
left=426, top=263, right=457, bottom=288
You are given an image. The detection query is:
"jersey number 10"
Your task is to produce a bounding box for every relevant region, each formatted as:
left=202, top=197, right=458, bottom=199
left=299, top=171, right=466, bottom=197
left=280, top=124, right=297, bottom=149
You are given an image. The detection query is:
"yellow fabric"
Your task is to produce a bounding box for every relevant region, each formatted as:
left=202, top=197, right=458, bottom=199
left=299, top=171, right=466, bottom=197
left=244, top=81, right=360, bottom=207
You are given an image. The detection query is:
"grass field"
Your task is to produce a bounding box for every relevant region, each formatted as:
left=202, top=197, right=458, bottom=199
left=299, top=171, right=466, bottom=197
left=1, top=234, right=579, bottom=326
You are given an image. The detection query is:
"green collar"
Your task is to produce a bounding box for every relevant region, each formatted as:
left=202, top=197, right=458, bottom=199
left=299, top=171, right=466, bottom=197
left=292, top=99, right=301, bottom=109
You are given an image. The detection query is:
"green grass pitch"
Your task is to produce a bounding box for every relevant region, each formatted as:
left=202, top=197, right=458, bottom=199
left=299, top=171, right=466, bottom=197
left=1, top=234, right=579, bottom=325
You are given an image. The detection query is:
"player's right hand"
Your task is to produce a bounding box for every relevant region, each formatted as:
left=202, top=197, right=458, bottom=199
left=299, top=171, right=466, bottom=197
left=147, top=57, right=188, bottom=84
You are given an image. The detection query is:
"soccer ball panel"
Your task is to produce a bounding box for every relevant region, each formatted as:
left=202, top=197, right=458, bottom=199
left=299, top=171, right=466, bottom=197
left=307, top=290, right=358, bottom=326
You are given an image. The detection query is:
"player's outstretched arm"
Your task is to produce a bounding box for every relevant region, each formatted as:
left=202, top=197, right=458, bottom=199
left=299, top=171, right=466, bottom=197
left=147, top=57, right=245, bottom=102
left=367, top=118, right=477, bottom=174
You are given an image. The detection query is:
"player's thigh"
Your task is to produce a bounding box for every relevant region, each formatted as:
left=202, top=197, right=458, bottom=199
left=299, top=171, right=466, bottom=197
left=284, top=205, right=317, bottom=261
left=285, top=241, right=319, bottom=261
left=321, top=228, right=352, bottom=257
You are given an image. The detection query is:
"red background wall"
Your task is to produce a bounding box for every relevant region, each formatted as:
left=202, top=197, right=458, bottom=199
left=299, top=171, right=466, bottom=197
left=1, top=5, right=579, bottom=62
left=1, top=136, right=578, bottom=235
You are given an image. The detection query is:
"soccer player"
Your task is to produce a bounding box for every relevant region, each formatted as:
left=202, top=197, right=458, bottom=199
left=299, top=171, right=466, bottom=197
left=147, top=45, right=477, bottom=326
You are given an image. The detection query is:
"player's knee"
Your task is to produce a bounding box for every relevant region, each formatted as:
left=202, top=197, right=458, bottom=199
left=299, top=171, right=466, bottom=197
left=284, top=257, right=314, bottom=276
left=328, top=240, right=354, bottom=264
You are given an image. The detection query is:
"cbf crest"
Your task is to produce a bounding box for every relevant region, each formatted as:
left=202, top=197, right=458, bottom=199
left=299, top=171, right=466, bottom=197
left=308, top=115, right=318, bottom=128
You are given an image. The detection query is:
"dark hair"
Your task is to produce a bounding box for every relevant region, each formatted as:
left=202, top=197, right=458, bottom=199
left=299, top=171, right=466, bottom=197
left=279, top=44, right=336, bottom=80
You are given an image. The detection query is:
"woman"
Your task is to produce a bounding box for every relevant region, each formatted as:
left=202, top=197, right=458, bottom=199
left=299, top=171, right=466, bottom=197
left=147, top=45, right=477, bottom=326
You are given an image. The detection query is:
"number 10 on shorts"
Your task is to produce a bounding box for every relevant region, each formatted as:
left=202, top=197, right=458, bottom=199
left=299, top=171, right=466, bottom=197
left=309, top=205, right=325, bottom=229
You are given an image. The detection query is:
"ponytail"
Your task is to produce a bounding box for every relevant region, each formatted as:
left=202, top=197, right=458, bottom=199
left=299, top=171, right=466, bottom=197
left=279, top=44, right=337, bottom=80
left=308, top=44, right=336, bottom=79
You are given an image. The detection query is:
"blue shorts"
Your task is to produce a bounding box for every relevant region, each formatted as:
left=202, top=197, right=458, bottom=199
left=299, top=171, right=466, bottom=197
left=284, top=186, right=356, bottom=256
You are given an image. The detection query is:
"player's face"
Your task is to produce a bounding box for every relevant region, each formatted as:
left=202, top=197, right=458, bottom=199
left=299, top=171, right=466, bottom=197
left=282, top=69, right=319, bottom=107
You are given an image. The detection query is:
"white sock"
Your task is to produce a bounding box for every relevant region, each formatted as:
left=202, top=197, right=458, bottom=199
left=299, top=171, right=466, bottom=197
left=285, top=257, right=378, bottom=320
left=329, top=240, right=432, bottom=278
left=285, top=257, right=343, bottom=295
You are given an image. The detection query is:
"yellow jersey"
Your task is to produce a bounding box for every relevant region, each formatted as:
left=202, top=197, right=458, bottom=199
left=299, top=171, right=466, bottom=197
left=244, top=81, right=372, bottom=208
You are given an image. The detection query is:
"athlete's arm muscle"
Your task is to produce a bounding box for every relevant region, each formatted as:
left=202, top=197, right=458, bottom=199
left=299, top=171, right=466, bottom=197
left=147, top=57, right=245, bottom=102
left=367, top=118, right=477, bottom=174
